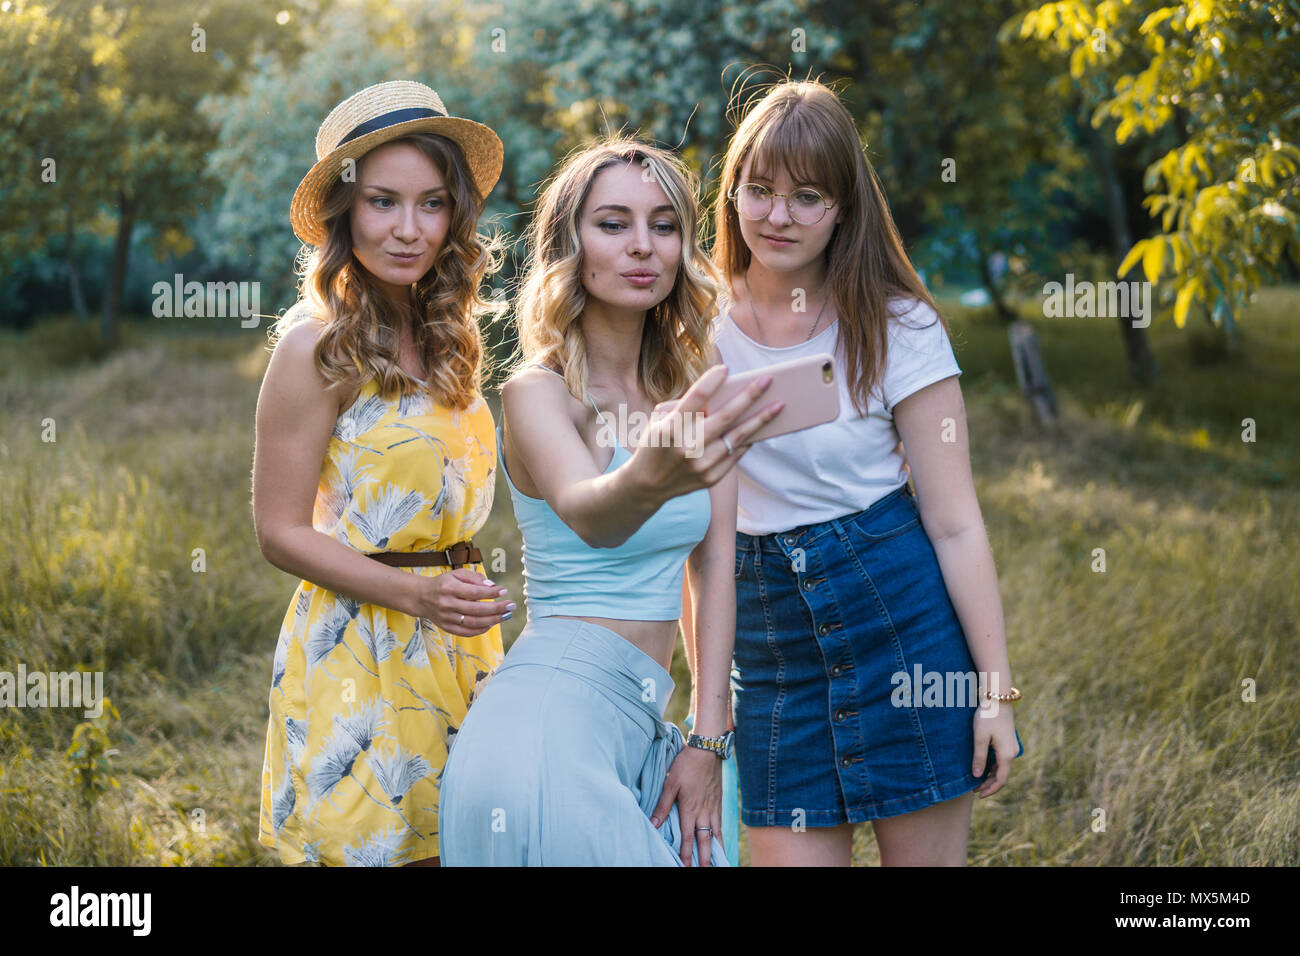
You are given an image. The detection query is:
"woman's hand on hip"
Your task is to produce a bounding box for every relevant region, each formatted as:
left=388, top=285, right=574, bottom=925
left=408, top=567, right=513, bottom=637
left=650, top=743, right=723, bottom=867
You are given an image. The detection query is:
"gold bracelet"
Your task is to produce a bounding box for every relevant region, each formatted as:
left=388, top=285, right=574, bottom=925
left=983, top=686, right=1022, bottom=702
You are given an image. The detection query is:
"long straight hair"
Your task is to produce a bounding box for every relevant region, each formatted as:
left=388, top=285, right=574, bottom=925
left=273, top=132, right=502, bottom=410
left=713, top=79, right=945, bottom=416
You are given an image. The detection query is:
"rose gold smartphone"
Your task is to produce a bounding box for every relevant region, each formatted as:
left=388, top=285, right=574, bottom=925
left=707, top=353, right=840, bottom=442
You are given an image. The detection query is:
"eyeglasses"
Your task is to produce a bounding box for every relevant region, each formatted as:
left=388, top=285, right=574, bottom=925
left=729, top=182, right=835, bottom=225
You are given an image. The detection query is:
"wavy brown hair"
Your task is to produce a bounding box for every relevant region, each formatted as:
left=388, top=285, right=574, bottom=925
left=272, top=132, right=502, bottom=410
left=713, top=78, right=946, bottom=416
left=508, top=135, right=719, bottom=404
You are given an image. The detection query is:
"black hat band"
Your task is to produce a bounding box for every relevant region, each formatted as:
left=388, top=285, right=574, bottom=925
left=336, top=106, right=446, bottom=149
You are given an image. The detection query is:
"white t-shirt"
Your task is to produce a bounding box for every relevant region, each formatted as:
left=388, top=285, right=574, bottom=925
left=713, top=296, right=961, bottom=535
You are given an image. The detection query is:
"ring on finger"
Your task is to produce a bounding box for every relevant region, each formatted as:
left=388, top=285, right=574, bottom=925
left=695, top=826, right=713, bottom=832
left=721, top=434, right=734, bottom=455
left=459, top=613, right=465, bottom=625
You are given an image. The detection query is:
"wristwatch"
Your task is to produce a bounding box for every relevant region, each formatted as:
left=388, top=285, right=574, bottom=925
left=687, top=729, right=735, bottom=759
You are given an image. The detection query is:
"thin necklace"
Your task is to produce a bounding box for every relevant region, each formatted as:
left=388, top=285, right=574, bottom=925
left=742, top=271, right=829, bottom=346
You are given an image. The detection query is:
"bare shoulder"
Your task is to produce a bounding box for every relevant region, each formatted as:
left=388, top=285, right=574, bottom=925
left=269, top=318, right=327, bottom=375
left=501, top=367, right=589, bottom=458
left=499, top=365, right=592, bottom=501
left=265, top=319, right=355, bottom=415
left=501, top=365, right=578, bottom=420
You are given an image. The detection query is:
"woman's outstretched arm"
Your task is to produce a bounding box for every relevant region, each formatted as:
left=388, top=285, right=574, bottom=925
left=502, top=365, right=774, bottom=549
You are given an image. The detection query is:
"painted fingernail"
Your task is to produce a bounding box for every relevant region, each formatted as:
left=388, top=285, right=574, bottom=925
left=497, top=588, right=508, bottom=596
left=484, top=579, right=495, bottom=586
left=502, top=611, right=513, bottom=621
left=506, top=602, right=517, bottom=611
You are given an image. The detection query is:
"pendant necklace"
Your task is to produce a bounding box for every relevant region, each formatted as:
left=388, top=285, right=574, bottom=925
left=743, top=270, right=829, bottom=346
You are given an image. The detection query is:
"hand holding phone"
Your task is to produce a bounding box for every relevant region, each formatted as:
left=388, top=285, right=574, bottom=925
left=707, top=353, right=839, bottom=445
left=630, top=366, right=782, bottom=497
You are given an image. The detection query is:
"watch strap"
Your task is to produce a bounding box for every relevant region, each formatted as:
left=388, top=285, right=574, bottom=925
left=687, top=730, right=734, bottom=758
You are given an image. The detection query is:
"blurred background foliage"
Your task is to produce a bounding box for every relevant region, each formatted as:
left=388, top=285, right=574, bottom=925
left=2, top=0, right=1296, bottom=363
left=0, top=0, right=1297, bottom=865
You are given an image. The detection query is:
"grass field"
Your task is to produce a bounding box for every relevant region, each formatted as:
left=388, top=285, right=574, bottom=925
left=1, top=287, right=1295, bottom=866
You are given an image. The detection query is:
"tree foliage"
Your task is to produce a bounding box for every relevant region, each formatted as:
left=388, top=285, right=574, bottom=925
left=3, top=0, right=1294, bottom=364
left=0, top=0, right=302, bottom=336
left=1009, top=0, right=1300, bottom=338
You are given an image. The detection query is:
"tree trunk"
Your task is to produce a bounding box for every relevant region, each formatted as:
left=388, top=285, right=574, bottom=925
left=1084, top=118, right=1160, bottom=384
left=101, top=190, right=135, bottom=345
left=65, top=213, right=87, bottom=323
left=1009, top=321, right=1059, bottom=427
left=975, top=242, right=1016, bottom=322
left=974, top=235, right=1059, bottom=426
left=1116, top=311, right=1159, bottom=382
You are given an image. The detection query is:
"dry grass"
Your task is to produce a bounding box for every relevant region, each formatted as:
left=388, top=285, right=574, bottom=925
left=0, top=289, right=1295, bottom=866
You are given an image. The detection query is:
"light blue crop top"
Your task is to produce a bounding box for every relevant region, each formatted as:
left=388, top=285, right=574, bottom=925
left=498, top=369, right=711, bottom=621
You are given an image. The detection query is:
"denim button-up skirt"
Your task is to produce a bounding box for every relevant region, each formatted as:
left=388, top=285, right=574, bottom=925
left=439, top=617, right=729, bottom=865
left=732, top=483, right=1024, bottom=827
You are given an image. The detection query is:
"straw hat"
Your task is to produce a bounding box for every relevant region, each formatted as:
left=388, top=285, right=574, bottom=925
left=290, top=80, right=503, bottom=245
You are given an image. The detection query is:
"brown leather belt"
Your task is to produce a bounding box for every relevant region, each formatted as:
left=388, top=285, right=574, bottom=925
left=367, top=541, right=482, bottom=568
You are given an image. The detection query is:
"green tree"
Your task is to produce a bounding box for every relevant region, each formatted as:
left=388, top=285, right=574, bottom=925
left=0, top=0, right=302, bottom=342
left=1011, top=0, right=1300, bottom=351
left=808, top=0, right=1082, bottom=421
left=509, top=0, right=833, bottom=201
left=201, top=0, right=402, bottom=313
left=1000, top=0, right=1169, bottom=380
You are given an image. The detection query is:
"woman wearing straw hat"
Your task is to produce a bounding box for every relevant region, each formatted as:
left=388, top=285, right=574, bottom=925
left=253, top=80, right=514, bottom=867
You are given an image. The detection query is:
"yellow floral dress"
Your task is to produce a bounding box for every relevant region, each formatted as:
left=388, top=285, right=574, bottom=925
left=258, top=375, right=503, bottom=866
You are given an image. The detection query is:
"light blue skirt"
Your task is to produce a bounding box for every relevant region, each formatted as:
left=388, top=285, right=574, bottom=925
left=438, top=617, right=730, bottom=866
